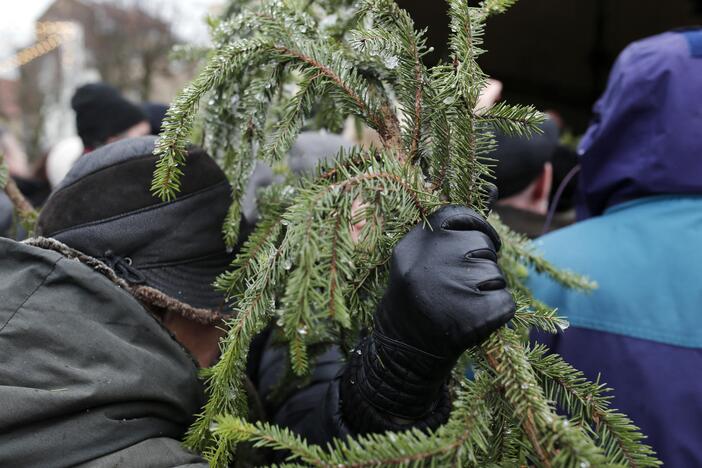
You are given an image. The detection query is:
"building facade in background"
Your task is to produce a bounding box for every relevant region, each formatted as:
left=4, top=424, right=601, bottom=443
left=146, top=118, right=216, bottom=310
left=6, top=0, right=197, bottom=160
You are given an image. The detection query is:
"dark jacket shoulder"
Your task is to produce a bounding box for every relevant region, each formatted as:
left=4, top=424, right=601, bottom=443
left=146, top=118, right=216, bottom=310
left=0, top=238, right=206, bottom=467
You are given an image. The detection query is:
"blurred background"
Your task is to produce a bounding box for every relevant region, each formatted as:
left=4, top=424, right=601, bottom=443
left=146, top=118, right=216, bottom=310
left=0, top=0, right=220, bottom=161
left=402, top=0, right=702, bottom=132
left=0, top=0, right=700, bottom=163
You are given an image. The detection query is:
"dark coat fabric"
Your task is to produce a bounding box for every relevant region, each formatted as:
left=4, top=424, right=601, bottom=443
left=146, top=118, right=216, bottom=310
left=0, top=238, right=207, bottom=467
left=0, top=238, right=353, bottom=466
left=0, top=193, right=12, bottom=237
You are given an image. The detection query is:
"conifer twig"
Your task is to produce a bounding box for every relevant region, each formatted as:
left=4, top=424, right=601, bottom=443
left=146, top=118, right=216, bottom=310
left=528, top=346, right=660, bottom=467
left=484, top=340, right=552, bottom=467
left=152, top=1, right=660, bottom=465
left=274, top=46, right=383, bottom=134
left=328, top=211, right=342, bottom=321
left=1, top=151, right=38, bottom=231
left=213, top=373, right=494, bottom=467
left=4, top=178, right=35, bottom=220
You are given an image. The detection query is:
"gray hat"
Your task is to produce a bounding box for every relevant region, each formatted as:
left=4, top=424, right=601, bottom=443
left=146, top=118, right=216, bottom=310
left=38, top=136, right=234, bottom=313
left=242, top=131, right=352, bottom=222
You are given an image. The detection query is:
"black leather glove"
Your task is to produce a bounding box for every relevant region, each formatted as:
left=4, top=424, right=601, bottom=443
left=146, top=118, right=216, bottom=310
left=341, top=205, right=516, bottom=433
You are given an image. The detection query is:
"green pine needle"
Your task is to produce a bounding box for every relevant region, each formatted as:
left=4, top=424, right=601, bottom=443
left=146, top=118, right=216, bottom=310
left=153, top=0, right=659, bottom=466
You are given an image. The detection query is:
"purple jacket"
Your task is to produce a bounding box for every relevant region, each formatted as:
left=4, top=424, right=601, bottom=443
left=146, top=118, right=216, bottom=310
left=530, top=28, right=702, bottom=467
left=576, top=28, right=702, bottom=219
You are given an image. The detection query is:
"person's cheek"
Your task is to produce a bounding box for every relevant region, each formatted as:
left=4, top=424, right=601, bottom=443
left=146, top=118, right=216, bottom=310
left=350, top=197, right=368, bottom=243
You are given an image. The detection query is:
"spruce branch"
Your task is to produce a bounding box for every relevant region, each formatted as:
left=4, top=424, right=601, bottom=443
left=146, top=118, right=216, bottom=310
left=481, top=328, right=608, bottom=467
left=481, top=0, right=520, bottom=16
left=204, top=148, right=440, bottom=452
left=511, top=294, right=571, bottom=335
left=186, top=226, right=285, bottom=465
left=528, top=346, right=661, bottom=467
left=213, top=373, right=495, bottom=467
left=477, top=101, right=545, bottom=138
left=275, top=151, right=437, bottom=373
left=447, top=0, right=487, bottom=105
left=357, top=0, right=430, bottom=162
left=481, top=388, right=522, bottom=465
left=152, top=38, right=270, bottom=201
left=262, top=68, right=324, bottom=162
left=215, top=207, right=285, bottom=298
left=276, top=46, right=371, bottom=119
left=425, top=74, right=452, bottom=196
left=213, top=416, right=329, bottom=466
left=158, top=0, right=659, bottom=465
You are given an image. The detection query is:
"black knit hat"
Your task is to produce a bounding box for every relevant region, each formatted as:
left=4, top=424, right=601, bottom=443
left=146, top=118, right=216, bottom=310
left=489, top=118, right=560, bottom=199
left=71, top=83, right=147, bottom=149
left=142, top=102, right=169, bottom=135
left=37, top=136, right=235, bottom=316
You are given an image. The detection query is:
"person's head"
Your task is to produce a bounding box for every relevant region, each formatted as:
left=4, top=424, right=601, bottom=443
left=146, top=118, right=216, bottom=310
left=37, top=136, right=235, bottom=366
left=45, top=136, right=84, bottom=188
left=71, top=83, right=149, bottom=152
left=491, top=118, right=559, bottom=215
left=577, top=28, right=702, bottom=219
left=242, top=131, right=353, bottom=222
left=142, top=102, right=170, bottom=136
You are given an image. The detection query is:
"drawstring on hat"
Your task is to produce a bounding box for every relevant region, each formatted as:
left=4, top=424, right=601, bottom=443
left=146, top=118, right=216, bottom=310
left=101, top=250, right=147, bottom=284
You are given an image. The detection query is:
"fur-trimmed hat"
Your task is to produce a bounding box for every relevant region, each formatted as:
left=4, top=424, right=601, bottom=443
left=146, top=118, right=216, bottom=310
left=38, top=136, right=235, bottom=323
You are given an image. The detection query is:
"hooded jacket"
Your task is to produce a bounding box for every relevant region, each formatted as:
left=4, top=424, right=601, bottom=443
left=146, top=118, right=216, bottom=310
left=529, top=29, right=702, bottom=467
left=0, top=238, right=207, bottom=467
left=576, top=28, right=702, bottom=219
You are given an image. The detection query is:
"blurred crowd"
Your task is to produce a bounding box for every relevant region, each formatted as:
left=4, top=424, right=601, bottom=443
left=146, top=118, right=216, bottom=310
left=1, top=83, right=167, bottom=230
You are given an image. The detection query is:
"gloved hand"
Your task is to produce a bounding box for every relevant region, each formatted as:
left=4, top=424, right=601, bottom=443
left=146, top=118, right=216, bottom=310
left=377, top=204, right=515, bottom=360
left=341, top=205, right=515, bottom=433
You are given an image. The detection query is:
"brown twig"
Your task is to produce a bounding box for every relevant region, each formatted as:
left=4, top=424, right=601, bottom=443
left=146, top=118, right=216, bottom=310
left=327, top=211, right=342, bottom=320
left=409, top=36, right=424, bottom=162
left=523, top=408, right=551, bottom=468
left=537, top=369, right=640, bottom=468
left=484, top=338, right=552, bottom=468
left=379, top=102, right=404, bottom=157
left=431, top=147, right=451, bottom=193
left=4, top=177, right=37, bottom=222
left=274, top=46, right=395, bottom=144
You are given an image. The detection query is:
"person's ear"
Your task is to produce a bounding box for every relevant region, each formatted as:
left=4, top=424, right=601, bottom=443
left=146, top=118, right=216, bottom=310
left=531, top=162, right=553, bottom=204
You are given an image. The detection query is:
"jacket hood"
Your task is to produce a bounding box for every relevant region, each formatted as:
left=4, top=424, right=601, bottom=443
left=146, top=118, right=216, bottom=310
left=0, top=238, right=204, bottom=467
left=577, top=28, right=702, bottom=218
